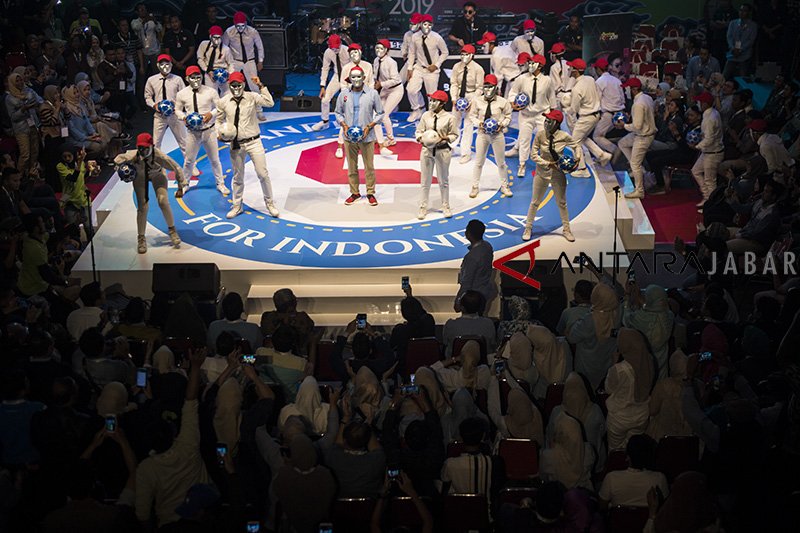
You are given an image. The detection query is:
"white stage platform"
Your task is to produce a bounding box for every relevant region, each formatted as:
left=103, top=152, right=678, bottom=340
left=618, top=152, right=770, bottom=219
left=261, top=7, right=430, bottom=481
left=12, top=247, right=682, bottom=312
left=73, top=112, right=645, bottom=325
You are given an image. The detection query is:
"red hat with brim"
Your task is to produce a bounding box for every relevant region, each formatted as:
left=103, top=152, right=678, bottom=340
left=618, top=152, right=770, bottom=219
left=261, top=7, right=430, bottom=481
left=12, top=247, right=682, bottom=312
left=228, top=72, right=245, bottom=84
left=349, top=66, right=364, bottom=76
left=544, top=109, right=564, bottom=123
left=209, top=26, right=222, bottom=36
left=532, top=54, right=547, bottom=66
left=430, top=90, right=449, bottom=102
left=747, top=118, right=768, bottom=132
left=233, top=12, right=246, bottom=25
left=621, top=77, right=642, bottom=89
left=523, top=20, right=536, bottom=30
left=593, top=57, right=609, bottom=70
left=566, top=58, right=586, bottom=70
left=550, top=42, right=566, bottom=54
left=693, top=91, right=714, bottom=104
left=484, top=74, right=498, bottom=86
left=421, top=14, right=433, bottom=23
left=348, top=43, right=362, bottom=51
left=461, top=44, right=476, bottom=54
left=477, top=32, right=497, bottom=45
left=516, top=52, right=531, bottom=65
left=136, top=133, right=154, bottom=147
left=410, top=13, right=423, bottom=24
left=328, top=34, right=341, bottom=48
left=377, top=39, right=390, bottom=49
left=185, top=66, right=201, bottom=76
left=157, top=54, right=172, bottom=63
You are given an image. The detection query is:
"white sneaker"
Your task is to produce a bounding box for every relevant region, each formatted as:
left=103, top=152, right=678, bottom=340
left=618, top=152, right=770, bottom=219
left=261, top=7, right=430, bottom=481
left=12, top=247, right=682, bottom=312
left=504, top=147, right=519, bottom=157
left=417, top=205, right=427, bottom=220
left=265, top=199, right=280, bottom=217
left=380, top=146, right=393, bottom=156
left=216, top=183, right=231, bottom=195
left=386, top=138, right=397, bottom=146
left=522, top=226, right=532, bottom=241
left=597, top=152, right=612, bottom=166
left=625, top=189, right=645, bottom=199
left=335, top=145, right=344, bottom=159
left=137, top=235, right=147, bottom=254
left=226, top=205, right=243, bottom=219
left=168, top=227, right=181, bottom=247
left=459, top=153, right=471, bottom=164
left=500, top=185, right=513, bottom=197
left=442, top=203, right=452, bottom=218
left=469, top=185, right=479, bottom=198
left=406, top=110, right=421, bottom=122
left=192, top=166, right=201, bottom=177
left=562, top=226, right=575, bottom=242
left=572, top=168, right=591, bottom=178
left=517, top=163, right=526, bottom=177
left=311, top=120, right=330, bottom=131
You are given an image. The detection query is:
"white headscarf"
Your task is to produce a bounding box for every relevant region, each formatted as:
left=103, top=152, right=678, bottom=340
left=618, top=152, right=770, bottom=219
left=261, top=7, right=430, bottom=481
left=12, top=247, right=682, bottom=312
left=549, top=413, right=586, bottom=489
left=527, top=325, right=567, bottom=385
left=279, top=376, right=330, bottom=434
left=214, top=378, right=243, bottom=450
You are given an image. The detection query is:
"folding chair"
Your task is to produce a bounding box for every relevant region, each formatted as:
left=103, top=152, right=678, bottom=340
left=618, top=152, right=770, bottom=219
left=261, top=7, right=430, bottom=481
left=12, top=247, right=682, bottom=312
left=4, top=52, right=26, bottom=70
left=452, top=335, right=488, bottom=365
left=636, top=24, right=656, bottom=39
left=498, top=486, right=538, bottom=506
left=313, top=339, right=340, bottom=382
left=332, top=498, right=375, bottom=533
left=655, top=435, right=700, bottom=482
left=405, top=336, right=442, bottom=376
left=498, top=438, right=539, bottom=481
left=446, top=441, right=466, bottom=458
left=389, top=496, right=432, bottom=528
left=442, top=494, right=490, bottom=532
left=638, top=63, right=658, bottom=77
left=660, top=39, right=680, bottom=60
left=608, top=506, right=650, bottom=533
left=663, top=61, right=684, bottom=77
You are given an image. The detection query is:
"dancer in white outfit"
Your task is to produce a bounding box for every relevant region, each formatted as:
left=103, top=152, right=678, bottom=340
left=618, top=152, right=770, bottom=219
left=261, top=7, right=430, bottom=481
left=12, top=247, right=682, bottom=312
left=196, top=25, right=234, bottom=96
left=509, top=53, right=556, bottom=177
left=548, top=43, right=572, bottom=109
left=406, top=14, right=448, bottom=122
left=415, top=90, right=457, bottom=219
left=511, top=20, right=544, bottom=57
left=690, top=91, right=725, bottom=206
left=311, top=34, right=351, bottom=134
left=334, top=43, right=375, bottom=158
left=564, top=58, right=612, bottom=177
left=592, top=56, right=626, bottom=155
left=470, top=74, right=513, bottom=198
left=399, top=13, right=422, bottom=82
left=477, top=31, right=519, bottom=97
left=616, top=77, right=656, bottom=199
left=372, top=39, right=403, bottom=154
left=223, top=12, right=264, bottom=93
left=449, top=44, right=485, bottom=163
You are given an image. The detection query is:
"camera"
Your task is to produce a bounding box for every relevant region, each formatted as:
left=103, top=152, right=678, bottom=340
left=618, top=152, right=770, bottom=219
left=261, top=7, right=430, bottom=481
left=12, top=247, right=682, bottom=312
left=494, top=360, right=506, bottom=375
left=104, top=414, right=117, bottom=433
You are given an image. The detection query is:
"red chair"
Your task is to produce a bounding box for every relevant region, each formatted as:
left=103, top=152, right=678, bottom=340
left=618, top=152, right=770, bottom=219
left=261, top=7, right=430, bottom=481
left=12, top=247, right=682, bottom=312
left=313, top=339, right=340, bottom=382
left=633, top=38, right=653, bottom=53
left=660, top=39, right=680, bottom=60
left=543, top=383, right=565, bottom=422
left=498, top=438, right=539, bottom=481
left=452, top=335, right=488, bottom=365
left=498, top=486, right=538, bottom=506
left=663, top=61, right=684, bottom=77
left=630, top=49, right=647, bottom=65
left=405, top=336, right=442, bottom=376
left=443, top=494, right=490, bottom=532
left=446, top=441, right=466, bottom=458
left=636, top=24, right=656, bottom=39
left=638, top=63, right=658, bottom=77
left=332, top=498, right=375, bottom=533
left=655, top=435, right=699, bottom=482
left=608, top=506, right=650, bottom=533
left=4, top=52, right=26, bottom=70
left=389, top=496, right=432, bottom=528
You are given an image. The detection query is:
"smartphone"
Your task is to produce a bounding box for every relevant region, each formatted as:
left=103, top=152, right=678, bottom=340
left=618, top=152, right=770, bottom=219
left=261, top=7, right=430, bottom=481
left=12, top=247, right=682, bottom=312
left=246, top=521, right=260, bottom=533
left=136, top=368, right=148, bottom=388
left=699, top=351, right=713, bottom=362
left=409, top=373, right=416, bottom=386
left=104, top=414, right=117, bottom=433
left=319, top=523, right=333, bottom=533
left=387, top=468, right=401, bottom=482
left=241, top=354, right=256, bottom=365
left=495, top=360, right=506, bottom=375
left=402, top=384, right=419, bottom=395
left=216, top=442, right=227, bottom=464
left=356, top=313, right=367, bottom=330
left=401, top=276, right=410, bottom=290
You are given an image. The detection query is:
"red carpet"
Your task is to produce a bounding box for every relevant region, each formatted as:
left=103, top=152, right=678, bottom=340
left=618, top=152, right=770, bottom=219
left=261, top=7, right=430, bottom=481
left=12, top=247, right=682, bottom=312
left=641, top=188, right=704, bottom=244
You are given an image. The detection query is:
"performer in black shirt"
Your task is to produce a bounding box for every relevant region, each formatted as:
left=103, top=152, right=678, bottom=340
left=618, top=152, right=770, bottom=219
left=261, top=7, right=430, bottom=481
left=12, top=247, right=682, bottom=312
left=448, top=2, right=487, bottom=48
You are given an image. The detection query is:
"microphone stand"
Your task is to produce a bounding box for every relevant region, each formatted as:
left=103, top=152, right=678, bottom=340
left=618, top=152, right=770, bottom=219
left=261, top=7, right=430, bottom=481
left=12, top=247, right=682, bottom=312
left=612, top=185, right=620, bottom=285
left=84, top=188, right=98, bottom=284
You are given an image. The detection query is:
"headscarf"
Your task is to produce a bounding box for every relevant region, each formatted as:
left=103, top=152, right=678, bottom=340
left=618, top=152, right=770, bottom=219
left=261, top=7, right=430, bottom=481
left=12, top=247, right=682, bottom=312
left=656, top=82, right=670, bottom=95
left=11, top=66, right=26, bottom=78
left=616, top=328, right=655, bottom=402
left=527, top=325, right=566, bottom=385
left=414, top=367, right=449, bottom=417
left=213, top=378, right=242, bottom=449
left=76, top=79, right=97, bottom=117
left=352, top=366, right=382, bottom=422
left=562, top=372, right=592, bottom=424
left=549, top=414, right=586, bottom=489
left=62, top=85, right=83, bottom=117
left=509, top=296, right=531, bottom=321
left=95, top=381, right=136, bottom=416
left=654, top=472, right=718, bottom=533
left=507, top=331, right=533, bottom=379
left=504, top=388, right=544, bottom=444
left=6, top=73, right=26, bottom=99
left=288, top=434, right=318, bottom=471
left=279, top=376, right=329, bottom=434
left=641, top=285, right=673, bottom=347
left=43, top=85, right=60, bottom=107
left=460, top=340, right=481, bottom=390
left=153, top=345, right=177, bottom=374
left=74, top=72, right=90, bottom=85
left=669, top=350, right=688, bottom=380
left=590, top=283, right=619, bottom=341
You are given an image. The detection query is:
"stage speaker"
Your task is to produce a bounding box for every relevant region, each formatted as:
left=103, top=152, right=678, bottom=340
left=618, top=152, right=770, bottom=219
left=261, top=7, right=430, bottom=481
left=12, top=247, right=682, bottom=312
left=280, top=95, right=321, bottom=112
left=257, top=28, right=288, bottom=69
left=259, top=69, right=287, bottom=96
left=499, top=260, right=565, bottom=292
left=152, top=263, right=220, bottom=300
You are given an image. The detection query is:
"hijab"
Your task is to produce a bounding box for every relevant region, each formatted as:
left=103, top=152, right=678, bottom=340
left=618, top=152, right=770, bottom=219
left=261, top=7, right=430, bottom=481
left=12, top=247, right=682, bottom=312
left=460, top=340, right=481, bottom=390
left=61, top=84, right=83, bottom=117
left=6, top=73, right=26, bottom=99
left=506, top=331, right=533, bottom=379
left=562, top=372, right=592, bottom=424
left=509, top=295, right=531, bottom=321
left=505, top=388, right=544, bottom=444
left=76, top=79, right=97, bottom=116
left=527, top=325, right=566, bottom=386
left=95, top=381, right=136, bottom=416
left=352, top=366, right=383, bottom=422
left=279, top=376, right=329, bottom=434
left=414, top=367, right=449, bottom=417
left=617, top=328, right=655, bottom=402
left=213, top=378, right=242, bottom=449
left=669, top=350, right=688, bottom=380
left=590, top=283, right=619, bottom=341
left=654, top=472, right=718, bottom=533
left=43, top=85, right=60, bottom=108
left=549, top=414, right=586, bottom=489
left=153, top=345, right=177, bottom=374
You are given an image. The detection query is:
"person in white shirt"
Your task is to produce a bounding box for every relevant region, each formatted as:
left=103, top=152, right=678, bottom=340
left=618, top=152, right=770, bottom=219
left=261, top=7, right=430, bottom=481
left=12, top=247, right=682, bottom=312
left=616, top=77, right=656, bottom=199
left=311, top=34, right=351, bottom=133
left=449, top=44, right=485, bottom=164
left=216, top=71, right=279, bottom=219
left=196, top=25, right=234, bottom=96
left=469, top=74, right=513, bottom=198
left=749, top=118, right=795, bottom=175
left=509, top=53, right=557, bottom=177
left=598, top=434, right=669, bottom=509
left=406, top=14, right=448, bottom=122
left=174, top=66, right=228, bottom=196
left=223, top=11, right=264, bottom=93
left=477, top=31, right=519, bottom=97
left=523, top=109, right=580, bottom=242
left=415, top=90, right=458, bottom=220
left=592, top=55, right=626, bottom=154
left=144, top=54, right=196, bottom=175
left=372, top=39, right=403, bottom=154
left=690, top=91, right=724, bottom=206
left=335, top=43, right=375, bottom=158
left=511, top=19, right=544, bottom=57
left=548, top=42, right=571, bottom=108
left=131, top=4, right=162, bottom=75
left=565, top=58, right=612, bottom=177
left=399, top=13, right=422, bottom=82
left=67, top=282, right=105, bottom=341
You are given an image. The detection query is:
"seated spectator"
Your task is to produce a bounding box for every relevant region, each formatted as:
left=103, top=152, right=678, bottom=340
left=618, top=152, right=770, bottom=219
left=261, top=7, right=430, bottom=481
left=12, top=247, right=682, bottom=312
left=540, top=411, right=595, bottom=490
left=18, top=213, right=66, bottom=298
left=556, top=279, right=593, bottom=335
left=440, top=387, right=488, bottom=445
left=599, top=434, right=669, bottom=508
left=645, top=104, right=702, bottom=193
left=568, top=283, right=621, bottom=390
left=442, top=290, right=497, bottom=357
left=432, top=339, right=491, bottom=392
left=260, top=288, right=315, bottom=356
left=77, top=79, right=123, bottom=146
left=212, top=376, right=243, bottom=454
left=66, top=281, right=105, bottom=341
left=748, top=119, right=794, bottom=177
left=80, top=328, right=133, bottom=389
left=61, top=84, right=109, bottom=162
left=331, top=325, right=395, bottom=384
left=441, top=417, right=502, bottom=498
left=527, top=326, right=570, bottom=399
left=24, top=329, right=72, bottom=403
left=85, top=35, right=106, bottom=91
left=0, top=368, right=46, bottom=466
left=351, top=366, right=389, bottom=425
left=5, top=72, right=43, bottom=178
left=114, top=296, right=162, bottom=344
left=647, top=350, right=693, bottom=440
left=260, top=325, right=309, bottom=403
left=500, top=331, right=536, bottom=385
left=488, top=383, right=544, bottom=447
left=606, top=328, right=654, bottom=449
left=201, top=330, right=239, bottom=383
left=389, top=288, right=435, bottom=369
left=497, top=295, right=535, bottom=338
left=207, top=292, right=262, bottom=352
left=685, top=42, right=720, bottom=90
left=623, top=284, right=674, bottom=378
left=278, top=376, right=329, bottom=435
left=725, top=179, right=783, bottom=255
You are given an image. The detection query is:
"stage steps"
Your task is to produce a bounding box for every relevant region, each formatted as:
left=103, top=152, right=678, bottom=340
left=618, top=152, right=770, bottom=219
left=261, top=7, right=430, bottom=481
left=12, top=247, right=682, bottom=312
left=593, top=167, right=655, bottom=251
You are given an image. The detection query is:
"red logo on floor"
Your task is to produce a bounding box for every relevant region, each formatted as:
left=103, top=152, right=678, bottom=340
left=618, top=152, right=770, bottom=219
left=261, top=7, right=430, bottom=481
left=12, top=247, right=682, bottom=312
left=493, top=240, right=541, bottom=289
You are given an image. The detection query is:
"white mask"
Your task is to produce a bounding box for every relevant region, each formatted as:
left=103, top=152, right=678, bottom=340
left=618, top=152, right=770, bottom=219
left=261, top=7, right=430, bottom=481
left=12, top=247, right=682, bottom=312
left=525, top=30, right=536, bottom=40
left=482, top=43, right=490, bottom=54
left=375, top=44, right=387, bottom=58
left=429, top=99, right=444, bottom=112
left=349, top=50, right=361, bottom=62
left=528, top=62, right=540, bottom=75
left=409, top=23, right=419, bottom=32
left=137, top=146, right=153, bottom=159
left=187, top=74, right=202, bottom=90
left=210, top=35, right=221, bottom=46
left=157, top=61, right=172, bottom=76
left=350, top=71, right=364, bottom=90
left=483, top=85, right=497, bottom=100
left=421, top=22, right=432, bottom=35
left=544, top=118, right=559, bottom=135
left=460, top=53, right=473, bottom=64
left=230, top=82, right=244, bottom=98
left=235, top=23, right=246, bottom=33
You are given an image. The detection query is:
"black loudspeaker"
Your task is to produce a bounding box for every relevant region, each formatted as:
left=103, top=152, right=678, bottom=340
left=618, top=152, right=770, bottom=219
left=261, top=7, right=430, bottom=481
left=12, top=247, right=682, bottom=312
left=259, top=69, right=287, bottom=96
left=257, top=28, right=288, bottom=69
left=152, top=263, right=220, bottom=300
left=280, top=95, right=321, bottom=112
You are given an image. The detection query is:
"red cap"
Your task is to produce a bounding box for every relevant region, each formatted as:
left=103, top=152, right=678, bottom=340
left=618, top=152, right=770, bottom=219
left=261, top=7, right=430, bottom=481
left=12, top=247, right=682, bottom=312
left=377, top=39, right=390, bottom=49
left=523, top=20, right=536, bottom=31
left=461, top=44, right=476, bottom=54
left=477, top=31, right=497, bottom=45
left=550, top=42, right=566, bottom=54
left=233, top=11, right=246, bottom=25
left=747, top=118, right=768, bottom=132
left=328, top=34, right=341, bottom=48
left=185, top=65, right=201, bottom=76
left=421, top=14, right=433, bottom=23
left=593, top=57, right=609, bottom=70
left=410, top=13, right=423, bottom=24
left=228, top=71, right=245, bottom=84
left=136, top=133, right=153, bottom=147
left=209, top=25, right=222, bottom=36
left=566, top=58, right=586, bottom=70
left=157, top=54, right=172, bottom=63
left=621, top=77, right=642, bottom=89
left=532, top=54, right=547, bottom=66
left=349, top=66, right=364, bottom=76
left=544, top=109, right=564, bottom=122
left=516, top=52, right=531, bottom=65
left=348, top=43, right=362, bottom=51
left=693, top=91, right=714, bottom=104
left=484, top=74, right=498, bottom=86
left=430, top=90, right=449, bottom=102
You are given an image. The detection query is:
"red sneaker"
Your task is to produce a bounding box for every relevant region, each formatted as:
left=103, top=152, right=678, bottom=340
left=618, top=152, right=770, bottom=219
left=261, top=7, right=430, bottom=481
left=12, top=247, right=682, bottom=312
left=367, top=194, right=378, bottom=206
left=344, top=194, right=360, bottom=205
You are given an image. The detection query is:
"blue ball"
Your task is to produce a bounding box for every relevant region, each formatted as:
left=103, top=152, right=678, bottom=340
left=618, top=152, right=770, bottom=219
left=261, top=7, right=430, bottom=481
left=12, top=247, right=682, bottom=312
left=514, top=93, right=529, bottom=108
left=185, top=112, right=204, bottom=131
left=558, top=147, right=579, bottom=172
left=483, top=117, right=500, bottom=135
left=612, top=111, right=628, bottom=124
left=117, top=163, right=137, bottom=183
left=686, top=128, right=703, bottom=146
left=346, top=126, right=364, bottom=142
left=157, top=100, right=175, bottom=117
left=212, top=68, right=229, bottom=84
left=455, top=97, right=470, bottom=112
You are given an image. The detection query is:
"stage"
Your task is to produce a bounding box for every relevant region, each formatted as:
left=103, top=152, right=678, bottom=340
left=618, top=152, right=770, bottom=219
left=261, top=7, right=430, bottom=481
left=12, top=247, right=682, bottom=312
left=73, top=111, right=646, bottom=325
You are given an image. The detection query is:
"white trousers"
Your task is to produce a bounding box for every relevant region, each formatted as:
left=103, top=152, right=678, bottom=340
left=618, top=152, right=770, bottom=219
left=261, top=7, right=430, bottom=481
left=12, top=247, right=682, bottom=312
left=153, top=113, right=188, bottom=154
left=183, top=128, right=224, bottom=187
left=618, top=133, right=655, bottom=191
left=570, top=114, right=605, bottom=170
left=518, top=112, right=546, bottom=165
left=203, top=72, right=230, bottom=97
left=593, top=111, right=621, bottom=154
left=407, top=66, right=439, bottom=111
left=692, top=151, right=724, bottom=201
left=319, top=77, right=341, bottom=122
left=232, top=59, right=260, bottom=92
left=473, top=132, right=508, bottom=188
left=454, top=97, right=476, bottom=153
left=419, top=146, right=451, bottom=207
left=525, top=172, right=569, bottom=228
left=230, top=138, right=273, bottom=208
left=375, top=86, right=403, bottom=143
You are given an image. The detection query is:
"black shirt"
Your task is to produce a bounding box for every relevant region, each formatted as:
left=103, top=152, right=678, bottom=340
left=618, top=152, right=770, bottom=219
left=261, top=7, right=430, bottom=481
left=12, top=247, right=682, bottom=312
left=557, top=24, right=583, bottom=61
left=449, top=17, right=487, bottom=47
left=163, top=29, right=196, bottom=61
